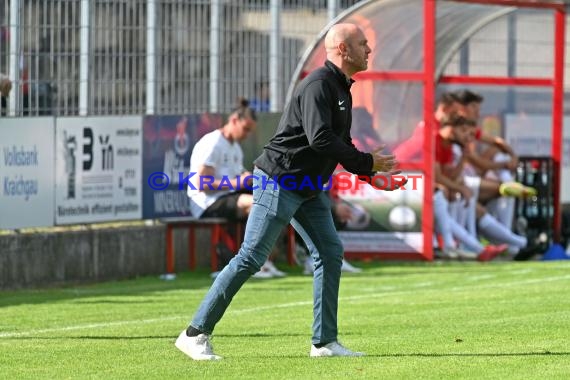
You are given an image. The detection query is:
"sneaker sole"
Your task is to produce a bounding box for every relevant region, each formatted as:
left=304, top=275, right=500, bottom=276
left=310, top=345, right=365, bottom=357
left=174, top=337, right=222, bottom=361
left=310, top=351, right=365, bottom=357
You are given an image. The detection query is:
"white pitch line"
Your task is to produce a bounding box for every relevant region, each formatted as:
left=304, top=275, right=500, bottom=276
left=1, top=274, right=569, bottom=339
left=449, top=273, right=570, bottom=291
left=466, top=274, right=496, bottom=281
left=0, top=316, right=184, bottom=338
left=506, top=269, right=535, bottom=275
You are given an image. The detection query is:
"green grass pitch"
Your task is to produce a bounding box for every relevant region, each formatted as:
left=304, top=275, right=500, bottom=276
left=1, top=261, right=570, bottom=379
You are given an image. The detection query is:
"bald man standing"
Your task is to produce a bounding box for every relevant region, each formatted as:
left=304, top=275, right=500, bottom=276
left=175, top=23, right=399, bottom=360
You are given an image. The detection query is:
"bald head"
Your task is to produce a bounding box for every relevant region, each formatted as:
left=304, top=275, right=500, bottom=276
left=324, top=23, right=370, bottom=78
left=324, top=23, right=360, bottom=52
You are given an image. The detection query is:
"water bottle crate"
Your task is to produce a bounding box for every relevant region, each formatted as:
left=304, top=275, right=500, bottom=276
left=514, top=156, right=553, bottom=241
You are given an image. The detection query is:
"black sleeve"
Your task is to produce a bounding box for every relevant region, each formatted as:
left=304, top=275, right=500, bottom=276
left=300, top=80, right=373, bottom=175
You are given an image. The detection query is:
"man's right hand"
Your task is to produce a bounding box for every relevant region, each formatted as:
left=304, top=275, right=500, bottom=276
left=371, top=146, right=397, bottom=172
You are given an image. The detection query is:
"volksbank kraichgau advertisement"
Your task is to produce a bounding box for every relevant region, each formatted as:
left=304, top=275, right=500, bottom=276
left=0, top=118, right=55, bottom=229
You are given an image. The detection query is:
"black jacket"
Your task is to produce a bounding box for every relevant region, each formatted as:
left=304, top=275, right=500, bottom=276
left=254, top=60, right=374, bottom=197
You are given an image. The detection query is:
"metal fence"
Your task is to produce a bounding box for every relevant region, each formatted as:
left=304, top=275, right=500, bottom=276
left=443, top=10, right=555, bottom=79
left=1, top=1, right=567, bottom=117
left=0, top=0, right=359, bottom=117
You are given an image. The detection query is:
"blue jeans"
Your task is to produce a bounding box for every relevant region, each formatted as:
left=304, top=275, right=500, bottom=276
left=190, top=168, right=344, bottom=345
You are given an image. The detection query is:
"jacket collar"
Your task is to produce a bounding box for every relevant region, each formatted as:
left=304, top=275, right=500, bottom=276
left=324, top=60, right=354, bottom=90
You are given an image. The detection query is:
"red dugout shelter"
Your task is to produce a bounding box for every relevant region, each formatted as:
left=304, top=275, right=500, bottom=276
left=288, top=0, right=567, bottom=260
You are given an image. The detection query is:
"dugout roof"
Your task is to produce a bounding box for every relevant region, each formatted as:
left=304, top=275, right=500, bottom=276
left=288, top=0, right=567, bottom=258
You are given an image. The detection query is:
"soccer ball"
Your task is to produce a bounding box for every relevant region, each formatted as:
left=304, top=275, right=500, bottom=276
left=388, top=205, right=416, bottom=230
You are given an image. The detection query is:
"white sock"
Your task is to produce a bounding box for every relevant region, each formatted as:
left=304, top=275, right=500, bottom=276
left=448, top=199, right=460, bottom=222
left=486, top=198, right=498, bottom=217
left=507, top=246, right=520, bottom=255
left=455, top=200, right=469, bottom=231
left=449, top=217, right=484, bottom=253
left=498, top=170, right=514, bottom=183
left=463, top=175, right=481, bottom=237
left=493, top=197, right=515, bottom=229
left=494, top=153, right=514, bottom=183
left=478, top=213, right=527, bottom=248
left=434, top=191, right=455, bottom=249
left=465, top=195, right=477, bottom=237
left=463, top=176, right=480, bottom=237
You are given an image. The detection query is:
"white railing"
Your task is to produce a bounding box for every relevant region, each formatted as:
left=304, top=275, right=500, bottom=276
left=0, top=0, right=351, bottom=116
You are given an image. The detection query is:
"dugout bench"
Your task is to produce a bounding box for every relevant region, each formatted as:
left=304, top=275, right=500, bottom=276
left=162, top=217, right=297, bottom=274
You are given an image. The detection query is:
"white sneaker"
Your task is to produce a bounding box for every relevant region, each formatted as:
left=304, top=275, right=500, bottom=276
left=451, top=249, right=478, bottom=260
left=310, top=341, right=364, bottom=357
left=175, top=330, right=222, bottom=360
left=341, top=259, right=362, bottom=273
left=438, top=249, right=459, bottom=259
left=252, top=263, right=275, bottom=279
left=263, top=260, right=286, bottom=277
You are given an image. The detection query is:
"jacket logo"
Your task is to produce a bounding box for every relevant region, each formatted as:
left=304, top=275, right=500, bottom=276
left=338, top=100, right=345, bottom=105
